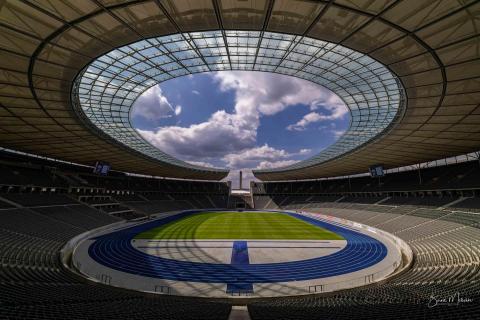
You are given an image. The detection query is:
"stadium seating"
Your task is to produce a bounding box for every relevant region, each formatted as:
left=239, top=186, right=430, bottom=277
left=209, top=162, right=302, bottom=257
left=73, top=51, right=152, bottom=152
left=248, top=204, right=480, bottom=320
left=251, top=160, right=480, bottom=195
left=249, top=166, right=480, bottom=320
left=1, top=151, right=480, bottom=319
left=0, top=194, right=231, bottom=320
left=0, top=153, right=232, bottom=319
left=2, top=193, right=77, bottom=207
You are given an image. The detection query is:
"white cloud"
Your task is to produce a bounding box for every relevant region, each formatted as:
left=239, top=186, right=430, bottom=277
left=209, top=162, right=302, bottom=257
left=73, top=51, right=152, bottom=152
left=223, top=151, right=304, bottom=189
left=257, top=160, right=299, bottom=169
left=212, top=71, right=340, bottom=116
left=135, top=71, right=343, bottom=183
left=287, top=95, right=348, bottom=131
left=174, top=105, right=182, bottom=116
left=218, top=144, right=310, bottom=189
left=333, top=129, right=346, bottom=139
left=192, top=90, right=200, bottom=95
left=214, top=71, right=347, bottom=134
left=137, top=108, right=257, bottom=160
left=287, top=112, right=324, bottom=131
left=132, top=86, right=179, bottom=121
left=222, top=144, right=290, bottom=168
left=187, top=160, right=214, bottom=168
left=221, top=144, right=309, bottom=170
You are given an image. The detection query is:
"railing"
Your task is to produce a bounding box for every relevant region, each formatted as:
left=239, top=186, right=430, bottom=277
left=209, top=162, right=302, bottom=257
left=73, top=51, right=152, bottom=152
left=304, top=263, right=396, bottom=294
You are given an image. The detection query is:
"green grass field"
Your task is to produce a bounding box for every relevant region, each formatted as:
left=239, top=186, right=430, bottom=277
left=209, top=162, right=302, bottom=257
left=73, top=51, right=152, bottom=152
left=135, top=211, right=343, bottom=240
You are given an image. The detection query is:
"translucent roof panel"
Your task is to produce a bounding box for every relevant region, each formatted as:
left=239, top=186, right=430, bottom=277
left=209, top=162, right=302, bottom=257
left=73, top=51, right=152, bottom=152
left=73, top=30, right=405, bottom=173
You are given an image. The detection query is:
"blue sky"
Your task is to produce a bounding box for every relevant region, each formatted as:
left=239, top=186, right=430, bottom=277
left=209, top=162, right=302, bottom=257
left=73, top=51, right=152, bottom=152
left=131, top=71, right=349, bottom=188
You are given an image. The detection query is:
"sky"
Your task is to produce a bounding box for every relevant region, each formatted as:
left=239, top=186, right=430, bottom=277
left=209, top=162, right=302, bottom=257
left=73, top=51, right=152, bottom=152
left=131, top=71, right=350, bottom=189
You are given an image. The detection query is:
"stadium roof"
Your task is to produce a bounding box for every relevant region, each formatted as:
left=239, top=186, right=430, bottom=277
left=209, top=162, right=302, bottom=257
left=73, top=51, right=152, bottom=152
left=0, top=0, right=478, bottom=181
left=75, top=31, right=403, bottom=176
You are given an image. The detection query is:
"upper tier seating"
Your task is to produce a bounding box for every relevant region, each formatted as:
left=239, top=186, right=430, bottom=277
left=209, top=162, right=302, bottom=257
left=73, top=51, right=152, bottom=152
left=252, top=160, right=480, bottom=195
left=2, top=193, right=77, bottom=207
left=0, top=164, right=69, bottom=188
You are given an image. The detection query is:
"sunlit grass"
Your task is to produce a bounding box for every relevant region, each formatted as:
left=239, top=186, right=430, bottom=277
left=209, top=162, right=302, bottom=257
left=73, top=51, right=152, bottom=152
left=135, top=211, right=343, bottom=240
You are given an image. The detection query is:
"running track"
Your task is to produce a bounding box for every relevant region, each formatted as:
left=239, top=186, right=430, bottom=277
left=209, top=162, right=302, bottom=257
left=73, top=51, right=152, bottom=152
left=88, top=210, right=387, bottom=284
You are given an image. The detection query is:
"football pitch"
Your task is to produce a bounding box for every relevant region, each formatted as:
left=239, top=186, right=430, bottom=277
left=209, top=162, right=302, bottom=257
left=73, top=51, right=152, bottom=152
left=135, top=211, right=343, bottom=240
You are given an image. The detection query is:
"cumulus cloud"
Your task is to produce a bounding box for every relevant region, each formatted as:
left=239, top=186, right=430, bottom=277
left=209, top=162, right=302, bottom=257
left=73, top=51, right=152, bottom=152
left=174, top=105, right=182, bottom=116
left=224, top=157, right=303, bottom=189
left=132, top=86, right=181, bottom=121
left=137, top=108, right=256, bottom=160
left=222, top=144, right=289, bottom=168
left=287, top=112, right=325, bottom=131
left=187, top=160, right=215, bottom=168
left=287, top=95, right=348, bottom=131
left=257, top=160, right=299, bottom=169
left=333, top=129, right=346, bottom=139
left=136, top=71, right=343, bottom=184
left=212, top=71, right=340, bottom=116
left=221, top=144, right=309, bottom=169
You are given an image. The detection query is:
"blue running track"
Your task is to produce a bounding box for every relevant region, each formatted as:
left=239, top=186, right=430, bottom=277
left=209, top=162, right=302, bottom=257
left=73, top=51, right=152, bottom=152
left=226, top=241, right=253, bottom=293
left=88, top=210, right=387, bottom=285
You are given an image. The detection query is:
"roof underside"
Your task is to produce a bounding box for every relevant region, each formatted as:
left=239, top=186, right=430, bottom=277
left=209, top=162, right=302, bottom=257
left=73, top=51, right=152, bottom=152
left=0, top=0, right=479, bottom=181
left=75, top=31, right=403, bottom=175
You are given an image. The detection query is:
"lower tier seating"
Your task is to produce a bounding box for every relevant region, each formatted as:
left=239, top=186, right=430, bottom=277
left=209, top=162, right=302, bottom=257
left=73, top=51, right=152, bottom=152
left=0, top=201, right=230, bottom=320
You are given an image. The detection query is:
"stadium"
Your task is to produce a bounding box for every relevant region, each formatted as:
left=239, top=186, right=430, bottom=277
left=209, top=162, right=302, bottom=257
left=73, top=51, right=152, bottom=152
left=0, top=0, right=479, bottom=319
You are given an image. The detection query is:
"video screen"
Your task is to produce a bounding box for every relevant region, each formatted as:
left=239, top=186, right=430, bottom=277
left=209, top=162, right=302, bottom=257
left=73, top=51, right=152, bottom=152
left=93, top=161, right=111, bottom=175
left=369, top=165, right=384, bottom=177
